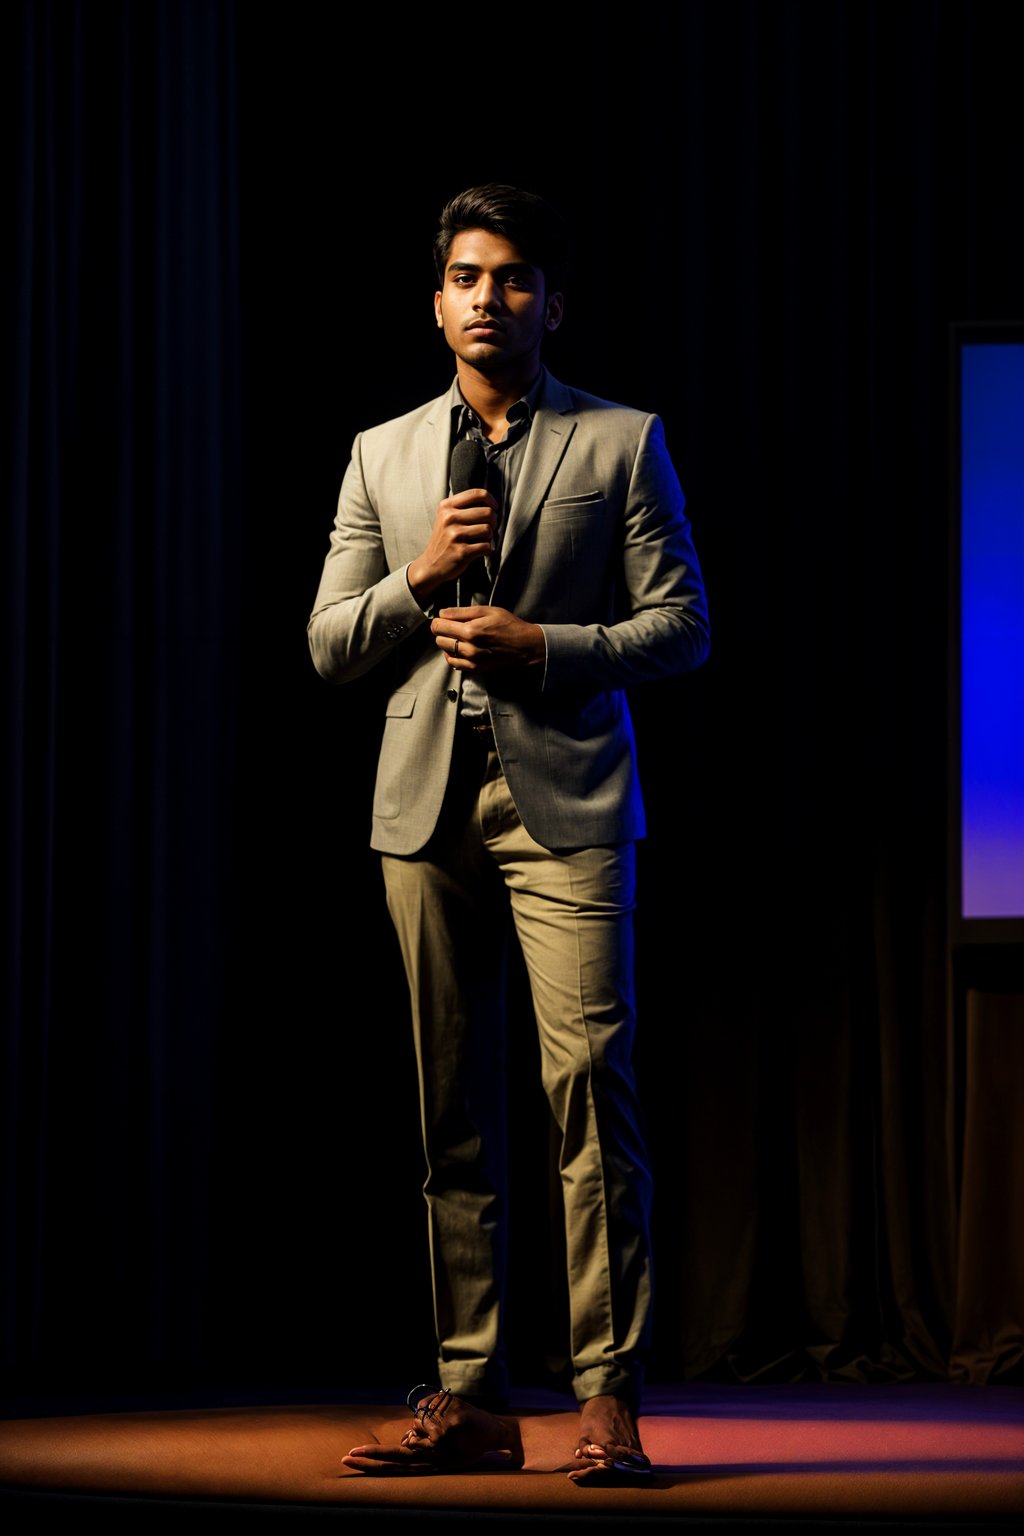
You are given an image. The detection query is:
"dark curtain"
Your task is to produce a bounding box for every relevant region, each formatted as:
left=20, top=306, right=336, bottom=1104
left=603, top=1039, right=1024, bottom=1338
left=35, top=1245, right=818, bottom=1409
left=3, top=0, right=1021, bottom=1406
left=3, top=0, right=242, bottom=1386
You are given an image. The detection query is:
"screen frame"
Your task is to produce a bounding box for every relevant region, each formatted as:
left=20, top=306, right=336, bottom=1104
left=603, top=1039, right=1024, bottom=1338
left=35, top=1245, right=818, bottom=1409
left=947, top=319, right=1024, bottom=948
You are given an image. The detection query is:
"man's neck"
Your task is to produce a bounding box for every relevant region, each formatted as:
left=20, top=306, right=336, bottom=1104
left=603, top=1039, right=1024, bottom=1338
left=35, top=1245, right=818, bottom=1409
left=455, top=361, right=542, bottom=442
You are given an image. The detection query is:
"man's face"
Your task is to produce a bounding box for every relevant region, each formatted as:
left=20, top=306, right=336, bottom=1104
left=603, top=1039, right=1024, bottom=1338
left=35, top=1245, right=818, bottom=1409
left=434, top=228, right=563, bottom=377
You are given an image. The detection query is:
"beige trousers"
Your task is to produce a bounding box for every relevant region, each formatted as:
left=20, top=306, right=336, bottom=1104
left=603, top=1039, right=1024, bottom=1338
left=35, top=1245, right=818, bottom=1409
left=381, top=729, right=653, bottom=1407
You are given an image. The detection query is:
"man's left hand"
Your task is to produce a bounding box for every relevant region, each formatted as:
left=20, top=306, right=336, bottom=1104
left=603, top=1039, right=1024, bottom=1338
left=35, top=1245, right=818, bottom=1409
left=431, top=606, right=545, bottom=671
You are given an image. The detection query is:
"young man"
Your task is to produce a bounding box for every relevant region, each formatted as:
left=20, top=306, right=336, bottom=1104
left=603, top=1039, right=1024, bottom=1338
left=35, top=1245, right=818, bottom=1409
left=308, top=185, right=709, bottom=1481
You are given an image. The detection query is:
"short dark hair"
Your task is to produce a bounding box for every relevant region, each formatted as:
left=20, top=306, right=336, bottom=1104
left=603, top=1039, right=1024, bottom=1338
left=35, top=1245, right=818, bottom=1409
left=433, top=183, right=571, bottom=294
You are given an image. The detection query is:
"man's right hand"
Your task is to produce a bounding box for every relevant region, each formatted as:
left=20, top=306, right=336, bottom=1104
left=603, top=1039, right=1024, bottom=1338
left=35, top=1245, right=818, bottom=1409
left=407, top=489, right=498, bottom=603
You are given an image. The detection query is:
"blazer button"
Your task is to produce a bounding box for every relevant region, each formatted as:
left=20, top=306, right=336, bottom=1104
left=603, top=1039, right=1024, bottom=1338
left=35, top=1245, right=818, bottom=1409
left=446, top=689, right=458, bottom=703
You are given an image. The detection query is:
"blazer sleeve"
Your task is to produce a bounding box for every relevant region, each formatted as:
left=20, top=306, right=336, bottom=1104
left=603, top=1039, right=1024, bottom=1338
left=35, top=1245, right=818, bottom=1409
left=538, top=413, right=710, bottom=691
left=306, top=432, right=429, bottom=684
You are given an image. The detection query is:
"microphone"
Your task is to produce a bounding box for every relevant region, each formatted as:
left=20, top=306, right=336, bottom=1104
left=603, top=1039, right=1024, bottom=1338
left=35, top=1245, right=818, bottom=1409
left=450, top=437, right=487, bottom=496
left=450, top=439, right=490, bottom=604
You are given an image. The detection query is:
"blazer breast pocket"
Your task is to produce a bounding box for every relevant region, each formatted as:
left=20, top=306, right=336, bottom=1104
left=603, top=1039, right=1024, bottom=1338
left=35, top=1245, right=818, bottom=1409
left=534, top=492, right=610, bottom=572
left=540, top=490, right=605, bottom=522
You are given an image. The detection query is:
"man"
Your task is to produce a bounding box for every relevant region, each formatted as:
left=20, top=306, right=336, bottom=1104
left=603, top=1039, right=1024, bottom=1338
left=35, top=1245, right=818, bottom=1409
left=308, top=185, right=709, bottom=1481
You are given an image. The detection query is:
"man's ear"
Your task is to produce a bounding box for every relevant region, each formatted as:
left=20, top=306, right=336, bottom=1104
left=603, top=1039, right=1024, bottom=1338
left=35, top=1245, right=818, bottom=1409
left=545, top=292, right=564, bottom=332
left=434, top=292, right=444, bottom=329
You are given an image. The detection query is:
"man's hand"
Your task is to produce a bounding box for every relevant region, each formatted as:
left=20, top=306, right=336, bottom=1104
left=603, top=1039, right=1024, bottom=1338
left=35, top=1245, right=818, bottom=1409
left=431, top=605, right=545, bottom=671
left=407, top=491, right=498, bottom=602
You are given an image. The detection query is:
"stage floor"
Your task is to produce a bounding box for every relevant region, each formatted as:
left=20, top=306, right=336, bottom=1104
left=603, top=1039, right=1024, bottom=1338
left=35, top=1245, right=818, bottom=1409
left=2, top=1382, right=1022, bottom=1531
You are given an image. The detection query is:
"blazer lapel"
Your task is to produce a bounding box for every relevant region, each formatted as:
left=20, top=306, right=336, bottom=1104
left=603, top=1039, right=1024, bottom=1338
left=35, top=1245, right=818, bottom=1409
left=498, top=374, right=578, bottom=572
left=416, top=389, right=456, bottom=539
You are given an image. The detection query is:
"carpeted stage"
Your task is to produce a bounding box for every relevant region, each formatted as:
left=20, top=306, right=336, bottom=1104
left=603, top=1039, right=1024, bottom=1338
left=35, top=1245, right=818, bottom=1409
left=2, top=1383, right=1022, bottom=1531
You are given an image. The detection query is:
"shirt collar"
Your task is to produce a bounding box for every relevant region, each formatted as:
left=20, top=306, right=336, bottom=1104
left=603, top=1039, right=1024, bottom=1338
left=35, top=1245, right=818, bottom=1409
left=448, top=368, right=547, bottom=436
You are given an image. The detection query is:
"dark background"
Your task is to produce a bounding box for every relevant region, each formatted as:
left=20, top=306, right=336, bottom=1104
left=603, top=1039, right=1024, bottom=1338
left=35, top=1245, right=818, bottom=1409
left=4, top=0, right=1023, bottom=1410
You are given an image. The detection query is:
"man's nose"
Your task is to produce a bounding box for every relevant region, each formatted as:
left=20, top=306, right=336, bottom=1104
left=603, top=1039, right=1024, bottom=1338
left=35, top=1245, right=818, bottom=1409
left=474, top=274, right=502, bottom=310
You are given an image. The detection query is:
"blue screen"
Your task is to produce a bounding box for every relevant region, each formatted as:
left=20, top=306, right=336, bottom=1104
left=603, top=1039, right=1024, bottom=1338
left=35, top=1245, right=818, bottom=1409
left=960, top=343, right=1024, bottom=918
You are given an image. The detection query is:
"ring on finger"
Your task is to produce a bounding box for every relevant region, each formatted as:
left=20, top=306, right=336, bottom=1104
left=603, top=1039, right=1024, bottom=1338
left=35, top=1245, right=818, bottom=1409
left=421, top=1386, right=452, bottom=1423
left=453, top=639, right=461, bottom=657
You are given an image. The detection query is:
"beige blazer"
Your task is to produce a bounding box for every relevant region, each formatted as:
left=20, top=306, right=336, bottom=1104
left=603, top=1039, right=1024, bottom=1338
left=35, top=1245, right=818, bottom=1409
left=308, top=371, right=709, bottom=854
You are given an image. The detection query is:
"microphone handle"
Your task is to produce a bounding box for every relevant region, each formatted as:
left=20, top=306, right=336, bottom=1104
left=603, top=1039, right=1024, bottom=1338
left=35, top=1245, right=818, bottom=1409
left=449, top=439, right=491, bottom=607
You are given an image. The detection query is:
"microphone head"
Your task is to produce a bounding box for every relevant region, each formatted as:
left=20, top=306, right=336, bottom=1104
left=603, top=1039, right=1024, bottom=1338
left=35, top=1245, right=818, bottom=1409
left=450, top=438, right=487, bottom=495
